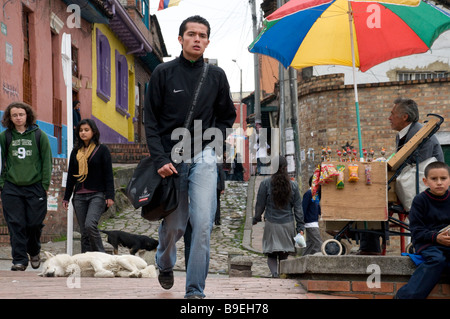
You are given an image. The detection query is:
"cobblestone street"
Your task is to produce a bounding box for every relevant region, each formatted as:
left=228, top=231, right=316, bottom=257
left=99, top=180, right=271, bottom=277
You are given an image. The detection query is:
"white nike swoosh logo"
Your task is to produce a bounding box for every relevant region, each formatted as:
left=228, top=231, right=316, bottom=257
left=173, top=89, right=184, bottom=93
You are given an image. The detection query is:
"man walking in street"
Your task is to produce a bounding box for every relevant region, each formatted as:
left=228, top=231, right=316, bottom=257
left=144, top=15, right=236, bottom=299
left=0, top=102, right=52, bottom=271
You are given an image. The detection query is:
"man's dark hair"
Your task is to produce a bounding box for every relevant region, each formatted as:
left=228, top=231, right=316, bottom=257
left=393, top=98, right=419, bottom=123
left=179, top=15, right=211, bottom=39
left=2, top=102, right=36, bottom=130
left=424, top=161, right=450, bottom=178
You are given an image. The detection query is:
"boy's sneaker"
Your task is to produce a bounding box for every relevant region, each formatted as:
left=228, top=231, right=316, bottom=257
left=30, top=254, right=41, bottom=269
left=158, top=270, right=174, bottom=290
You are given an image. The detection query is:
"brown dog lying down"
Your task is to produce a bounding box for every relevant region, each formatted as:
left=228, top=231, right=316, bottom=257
left=39, top=251, right=156, bottom=278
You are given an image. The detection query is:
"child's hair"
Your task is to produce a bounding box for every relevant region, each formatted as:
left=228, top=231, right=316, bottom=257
left=309, top=175, right=313, bottom=187
left=270, top=156, right=292, bottom=209
left=424, top=161, right=450, bottom=178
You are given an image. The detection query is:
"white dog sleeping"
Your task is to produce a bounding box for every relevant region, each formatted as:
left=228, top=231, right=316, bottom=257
left=39, top=251, right=156, bottom=278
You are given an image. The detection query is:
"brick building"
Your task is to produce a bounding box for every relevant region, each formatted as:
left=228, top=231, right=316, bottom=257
left=0, top=0, right=167, bottom=245
left=256, top=0, right=450, bottom=193
left=297, top=73, right=450, bottom=193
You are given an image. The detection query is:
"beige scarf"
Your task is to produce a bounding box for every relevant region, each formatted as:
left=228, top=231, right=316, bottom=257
left=74, top=143, right=96, bottom=183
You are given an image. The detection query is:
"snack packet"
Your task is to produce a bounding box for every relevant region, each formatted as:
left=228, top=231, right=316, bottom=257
left=348, top=164, right=359, bottom=182
left=311, top=166, right=321, bottom=200
left=327, top=164, right=339, bottom=177
left=319, top=164, right=330, bottom=184
left=365, top=164, right=372, bottom=185
left=320, top=164, right=339, bottom=184
left=336, top=165, right=345, bottom=189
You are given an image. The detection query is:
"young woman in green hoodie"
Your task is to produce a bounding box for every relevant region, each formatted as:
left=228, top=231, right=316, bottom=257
left=0, top=102, right=52, bottom=271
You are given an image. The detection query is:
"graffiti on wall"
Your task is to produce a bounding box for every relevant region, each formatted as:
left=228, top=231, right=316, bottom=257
left=2, top=81, right=19, bottom=99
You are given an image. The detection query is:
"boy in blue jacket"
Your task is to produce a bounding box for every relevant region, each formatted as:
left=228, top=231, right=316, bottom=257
left=395, top=161, right=450, bottom=299
left=302, top=175, right=322, bottom=255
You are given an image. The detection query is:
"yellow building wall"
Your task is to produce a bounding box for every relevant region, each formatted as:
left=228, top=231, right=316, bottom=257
left=92, top=24, right=135, bottom=142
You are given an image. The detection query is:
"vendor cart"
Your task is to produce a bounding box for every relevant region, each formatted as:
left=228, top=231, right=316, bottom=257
left=320, top=114, right=444, bottom=255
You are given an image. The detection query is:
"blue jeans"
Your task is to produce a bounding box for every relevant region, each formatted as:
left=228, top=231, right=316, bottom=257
left=156, top=147, right=217, bottom=298
left=396, top=245, right=450, bottom=299
left=73, top=192, right=106, bottom=253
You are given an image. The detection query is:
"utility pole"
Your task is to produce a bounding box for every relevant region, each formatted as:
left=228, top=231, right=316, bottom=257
left=250, top=0, right=261, bottom=124
left=232, top=59, right=243, bottom=131
left=289, top=67, right=302, bottom=188
left=277, top=0, right=286, bottom=156
left=61, top=32, right=73, bottom=256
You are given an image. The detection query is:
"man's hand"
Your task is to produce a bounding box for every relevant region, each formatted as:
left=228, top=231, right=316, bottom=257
left=436, top=231, right=450, bottom=247
left=158, top=163, right=178, bottom=178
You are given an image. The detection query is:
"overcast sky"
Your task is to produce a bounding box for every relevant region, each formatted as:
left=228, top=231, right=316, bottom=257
left=150, top=0, right=263, bottom=94
left=150, top=0, right=450, bottom=94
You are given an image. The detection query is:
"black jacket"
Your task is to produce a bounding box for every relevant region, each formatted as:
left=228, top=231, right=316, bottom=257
left=63, top=144, right=115, bottom=201
left=144, top=53, right=236, bottom=169
left=409, top=189, right=450, bottom=253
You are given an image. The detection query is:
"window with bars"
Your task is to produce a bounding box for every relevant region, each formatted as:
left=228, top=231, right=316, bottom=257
left=72, top=46, right=79, bottom=78
left=398, top=71, right=449, bottom=81
left=115, top=51, right=129, bottom=116
left=96, top=28, right=111, bottom=102
left=53, top=97, right=62, bottom=154
left=22, top=8, right=32, bottom=106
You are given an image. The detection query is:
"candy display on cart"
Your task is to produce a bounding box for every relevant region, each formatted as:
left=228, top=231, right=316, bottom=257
left=311, top=146, right=388, bottom=201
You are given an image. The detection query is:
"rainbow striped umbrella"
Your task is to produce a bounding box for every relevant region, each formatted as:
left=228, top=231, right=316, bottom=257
left=249, top=0, right=450, bottom=159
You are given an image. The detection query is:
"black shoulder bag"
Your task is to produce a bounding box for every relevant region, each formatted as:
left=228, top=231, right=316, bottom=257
left=126, top=62, right=209, bottom=221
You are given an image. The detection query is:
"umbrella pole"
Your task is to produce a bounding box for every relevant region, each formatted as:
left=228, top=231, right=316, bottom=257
left=347, top=1, right=364, bottom=162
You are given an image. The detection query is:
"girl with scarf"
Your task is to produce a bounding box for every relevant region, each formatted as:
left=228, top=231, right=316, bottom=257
left=63, top=119, right=115, bottom=252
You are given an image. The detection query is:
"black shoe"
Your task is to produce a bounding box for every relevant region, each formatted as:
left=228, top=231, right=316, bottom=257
left=158, top=270, right=174, bottom=290
left=215, top=220, right=221, bottom=225
left=30, top=254, right=41, bottom=269
left=11, top=264, right=27, bottom=271
left=186, top=294, right=204, bottom=299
